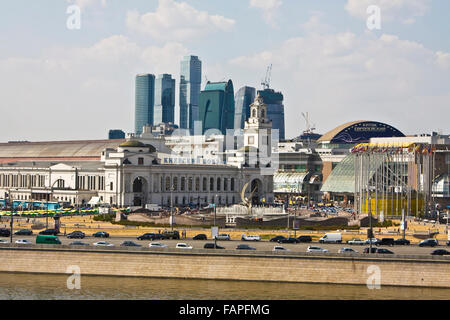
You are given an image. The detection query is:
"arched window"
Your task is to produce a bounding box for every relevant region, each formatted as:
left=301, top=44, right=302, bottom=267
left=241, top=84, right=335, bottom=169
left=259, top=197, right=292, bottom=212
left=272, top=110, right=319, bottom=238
left=231, top=178, right=235, bottom=192
left=181, top=177, right=186, bottom=191
left=252, top=108, right=257, bottom=118
left=261, top=109, right=265, bottom=118
left=165, top=176, right=171, bottom=191
left=188, top=177, right=193, bottom=191
left=195, top=177, right=200, bottom=191
left=210, top=177, right=214, bottom=191
left=173, top=177, right=178, bottom=191
left=202, top=177, right=207, bottom=192
left=217, top=178, right=221, bottom=191
left=224, top=178, right=228, bottom=191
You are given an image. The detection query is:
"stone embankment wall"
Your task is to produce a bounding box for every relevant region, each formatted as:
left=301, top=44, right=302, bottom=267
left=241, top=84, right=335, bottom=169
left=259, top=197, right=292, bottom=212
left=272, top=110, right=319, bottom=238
left=1, top=245, right=449, bottom=288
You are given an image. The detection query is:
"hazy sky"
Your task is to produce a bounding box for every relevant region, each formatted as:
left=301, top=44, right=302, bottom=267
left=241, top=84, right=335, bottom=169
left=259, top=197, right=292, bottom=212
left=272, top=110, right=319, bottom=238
left=0, top=0, right=449, bottom=142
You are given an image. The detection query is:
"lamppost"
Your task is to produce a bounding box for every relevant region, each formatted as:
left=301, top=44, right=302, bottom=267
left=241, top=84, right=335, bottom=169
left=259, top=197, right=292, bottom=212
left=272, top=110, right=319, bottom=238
left=46, top=180, right=60, bottom=229
left=214, top=194, right=218, bottom=248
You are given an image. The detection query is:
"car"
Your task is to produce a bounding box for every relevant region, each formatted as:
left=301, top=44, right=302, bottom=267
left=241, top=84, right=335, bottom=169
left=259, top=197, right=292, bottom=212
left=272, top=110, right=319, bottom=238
left=241, top=234, right=261, bottom=241
left=39, top=229, right=59, bottom=236
left=297, top=235, right=312, bottom=243
left=176, top=243, right=193, bottom=249
left=447, top=241, right=450, bottom=246
left=273, top=246, right=290, bottom=252
left=67, top=231, right=85, bottom=239
left=15, top=239, right=32, bottom=245
left=214, top=234, right=231, bottom=241
left=14, top=229, right=33, bottom=236
left=319, top=233, right=342, bottom=243
left=93, top=241, right=114, bottom=247
left=92, top=232, right=109, bottom=238
left=394, top=239, right=411, bottom=245
left=193, top=234, right=207, bottom=240
left=347, top=238, right=365, bottom=245
left=162, top=230, right=180, bottom=240
left=419, top=239, right=438, bottom=247
left=365, top=238, right=380, bottom=245
left=69, top=241, right=89, bottom=246
left=0, top=228, right=11, bottom=237
left=376, top=248, right=394, bottom=254
left=376, top=238, right=395, bottom=246
left=149, top=242, right=168, bottom=248
left=270, top=236, right=286, bottom=242
left=306, top=246, right=328, bottom=253
left=203, top=243, right=225, bottom=249
left=431, top=249, right=450, bottom=256
left=338, top=247, right=358, bottom=253
left=137, top=233, right=156, bottom=240
left=0, top=239, right=10, bottom=244
left=236, top=244, right=256, bottom=250
left=363, top=247, right=378, bottom=254
left=120, top=241, right=142, bottom=247
left=278, top=237, right=300, bottom=244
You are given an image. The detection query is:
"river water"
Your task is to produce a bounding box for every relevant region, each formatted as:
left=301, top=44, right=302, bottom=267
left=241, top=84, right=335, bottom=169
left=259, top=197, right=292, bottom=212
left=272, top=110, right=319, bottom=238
left=0, top=273, right=449, bottom=300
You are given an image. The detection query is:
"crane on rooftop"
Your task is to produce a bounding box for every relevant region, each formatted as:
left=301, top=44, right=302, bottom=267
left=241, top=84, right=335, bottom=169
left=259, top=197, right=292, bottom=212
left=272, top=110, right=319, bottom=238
left=261, top=64, right=272, bottom=90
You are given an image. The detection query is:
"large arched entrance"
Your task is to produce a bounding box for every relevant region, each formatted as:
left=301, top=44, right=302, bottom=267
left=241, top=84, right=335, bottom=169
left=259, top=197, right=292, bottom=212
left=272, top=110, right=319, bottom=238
left=132, top=177, right=148, bottom=207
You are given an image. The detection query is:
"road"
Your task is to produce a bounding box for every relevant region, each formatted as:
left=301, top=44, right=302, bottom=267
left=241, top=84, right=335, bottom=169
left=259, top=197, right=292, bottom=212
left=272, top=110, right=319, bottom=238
left=4, top=233, right=449, bottom=256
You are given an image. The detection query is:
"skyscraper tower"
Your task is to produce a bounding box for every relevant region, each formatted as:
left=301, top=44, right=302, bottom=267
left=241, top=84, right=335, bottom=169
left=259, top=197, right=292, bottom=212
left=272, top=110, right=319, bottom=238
left=135, top=74, right=155, bottom=135
left=257, top=88, right=285, bottom=140
left=154, top=74, right=176, bottom=125
left=180, top=55, right=202, bottom=132
left=234, top=86, right=256, bottom=130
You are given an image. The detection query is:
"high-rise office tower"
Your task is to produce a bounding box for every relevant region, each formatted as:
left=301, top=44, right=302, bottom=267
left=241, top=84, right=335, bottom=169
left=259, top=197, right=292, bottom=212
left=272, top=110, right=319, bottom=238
left=198, top=80, right=235, bottom=135
left=108, top=129, right=125, bottom=140
left=135, top=74, right=155, bottom=135
left=234, top=86, right=256, bottom=130
left=257, top=88, right=285, bottom=140
left=179, top=55, right=202, bottom=131
left=154, top=74, right=176, bottom=125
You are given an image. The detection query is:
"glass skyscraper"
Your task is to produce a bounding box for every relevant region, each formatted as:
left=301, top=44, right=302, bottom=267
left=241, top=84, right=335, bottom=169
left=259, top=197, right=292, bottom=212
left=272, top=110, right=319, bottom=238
left=234, top=86, right=256, bottom=130
left=154, top=74, right=176, bottom=125
left=199, top=80, right=235, bottom=135
left=135, top=74, right=155, bottom=135
left=257, top=88, right=285, bottom=140
left=180, top=55, right=202, bottom=131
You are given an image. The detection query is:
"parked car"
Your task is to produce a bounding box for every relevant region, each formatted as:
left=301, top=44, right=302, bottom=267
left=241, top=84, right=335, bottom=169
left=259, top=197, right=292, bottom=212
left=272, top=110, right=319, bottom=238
left=214, top=234, right=231, bottom=241
left=347, top=238, right=366, bottom=245
left=92, top=232, right=109, bottom=238
left=0, top=228, right=11, bottom=237
left=365, top=238, right=380, bottom=245
left=338, top=247, right=358, bottom=253
left=14, top=229, right=33, bottom=236
left=0, top=239, right=10, bottom=244
left=270, top=236, right=286, bottom=242
left=241, top=234, right=261, bottom=241
left=149, top=242, right=168, bottom=248
left=306, top=246, right=328, bottom=253
left=120, top=241, right=142, bottom=247
left=431, top=249, right=450, bottom=256
left=35, top=235, right=62, bottom=245
left=203, top=243, right=225, bottom=249
left=15, top=239, right=32, bottom=245
left=376, top=238, right=395, bottom=246
left=319, top=233, right=342, bottom=243
left=236, top=244, right=256, bottom=250
left=297, top=235, right=312, bottom=243
left=39, top=229, right=59, bottom=236
left=162, top=230, right=180, bottom=240
left=93, top=241, right=114, bottom=247
left=363, top=247, right=378, bottom=254
left=376, top=248, right=394, bottom=254
left=193, top=234, right=207, bottom=240
left=69, top=241, right=89, bottom=246
left=419, top=239, right=438, bottom=247
left=67, top=231, right=85, bottom=239
left=394, top=239, right=411, bottom=245
left=273, top=246, right=289, bottom=252
left=137, top=233, right=156, bottom=240
left=176, top=243, right=193, bottom=249
left=278, top=237, right=299, bottom=244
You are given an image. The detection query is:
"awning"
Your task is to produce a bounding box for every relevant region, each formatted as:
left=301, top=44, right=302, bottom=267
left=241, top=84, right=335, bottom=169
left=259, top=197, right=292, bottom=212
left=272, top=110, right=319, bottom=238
left=88, top=197, right=101, bottom=205
left=274, top=172, right=308, bottom=193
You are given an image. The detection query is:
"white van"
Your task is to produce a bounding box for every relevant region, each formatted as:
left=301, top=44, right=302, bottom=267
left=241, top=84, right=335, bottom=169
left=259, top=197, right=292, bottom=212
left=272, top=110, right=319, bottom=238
left=319, top=233, right=342, bottom=243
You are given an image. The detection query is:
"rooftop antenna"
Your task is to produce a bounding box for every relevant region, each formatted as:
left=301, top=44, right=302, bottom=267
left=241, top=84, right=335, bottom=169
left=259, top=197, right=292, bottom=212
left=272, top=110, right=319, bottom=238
left=261, top=64, right=272, bottom=90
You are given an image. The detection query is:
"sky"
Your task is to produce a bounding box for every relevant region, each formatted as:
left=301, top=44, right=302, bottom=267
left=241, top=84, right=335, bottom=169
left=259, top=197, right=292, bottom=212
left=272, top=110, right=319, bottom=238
left=0, top=0, right=449, bottom=142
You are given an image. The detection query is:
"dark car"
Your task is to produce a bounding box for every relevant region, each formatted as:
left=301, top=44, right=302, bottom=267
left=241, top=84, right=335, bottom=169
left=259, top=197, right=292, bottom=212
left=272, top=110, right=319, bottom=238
left=69, top=241, right=89, bottom=246
left=419, top=239, right=438, bottom=247
left=67, top=231, right=85, bottom=239
left=14, top=229, right=33, bottom=236
left=376, top=238, right=395, bottom=246
left=394, top=238, right=410, bottom=245
left=137, top=233, right=158, bottom=240
left=431, top=249, right=450, bottom=256
left=376, top=248, right=394, bottom=254
left=297, top=235, right=312, bottom=243
left=204, top=243, right=225, bottom=249
left=278, top=237, right=300, bottom=244
left=236, top=244, right=256, bottom=250
left=162, top=230, right=180, bottom=240
left=270, top=236, right=286, bottom=242
left=92, top=231, right=109, bottom=238
left=39, top=229, right=59, bottom=236
left=363, top=247, right=378, bottom=254
left=193, top=234, right=207, bottom=240
left=0, top=228, right=11, bottom=237
left=120, top=241, right=142, bottom=247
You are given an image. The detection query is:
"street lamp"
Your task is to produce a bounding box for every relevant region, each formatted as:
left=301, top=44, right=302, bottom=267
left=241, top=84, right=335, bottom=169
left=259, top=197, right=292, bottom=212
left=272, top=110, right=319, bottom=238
left=214, top=194, right=218, bottom=248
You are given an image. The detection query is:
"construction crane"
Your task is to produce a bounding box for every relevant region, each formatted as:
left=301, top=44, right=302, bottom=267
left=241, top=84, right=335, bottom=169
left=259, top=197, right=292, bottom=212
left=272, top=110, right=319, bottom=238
left=301, top=112, right=316, bottom=134
left=261, top=64, right=272, bottom=90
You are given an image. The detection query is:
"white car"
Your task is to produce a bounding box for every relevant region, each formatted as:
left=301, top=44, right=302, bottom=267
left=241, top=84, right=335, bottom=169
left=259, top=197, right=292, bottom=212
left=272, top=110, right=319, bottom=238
left=347, top=238, right=365, bottom=245
left=273, top=246, right=290, bottom=252
left=306, top=246, right=329, bottom=253
left=0, top=239, right=10, bottom=244
left=93, top=241, right=114, bottom=247
left=15, top=239, right=32, bottom=245
left=214, top=234, right=231, bottom=241
left=149, top=242, right=168, bottom=248
left=176, top=243, right=193, bottom=249
left=365, top=238, right=380, bottom=245
left=241, top=234, right=261, bottom=241
left=338, top=247, right=358, bottom=254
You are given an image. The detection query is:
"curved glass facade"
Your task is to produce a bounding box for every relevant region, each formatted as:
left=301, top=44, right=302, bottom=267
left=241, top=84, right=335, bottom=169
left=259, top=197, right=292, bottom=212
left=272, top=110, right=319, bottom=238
left=234, top=86, right=255, bottom=130
left=154, top=74, right=175, bottom=125
left=135, top=74, right=155, bottom=135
